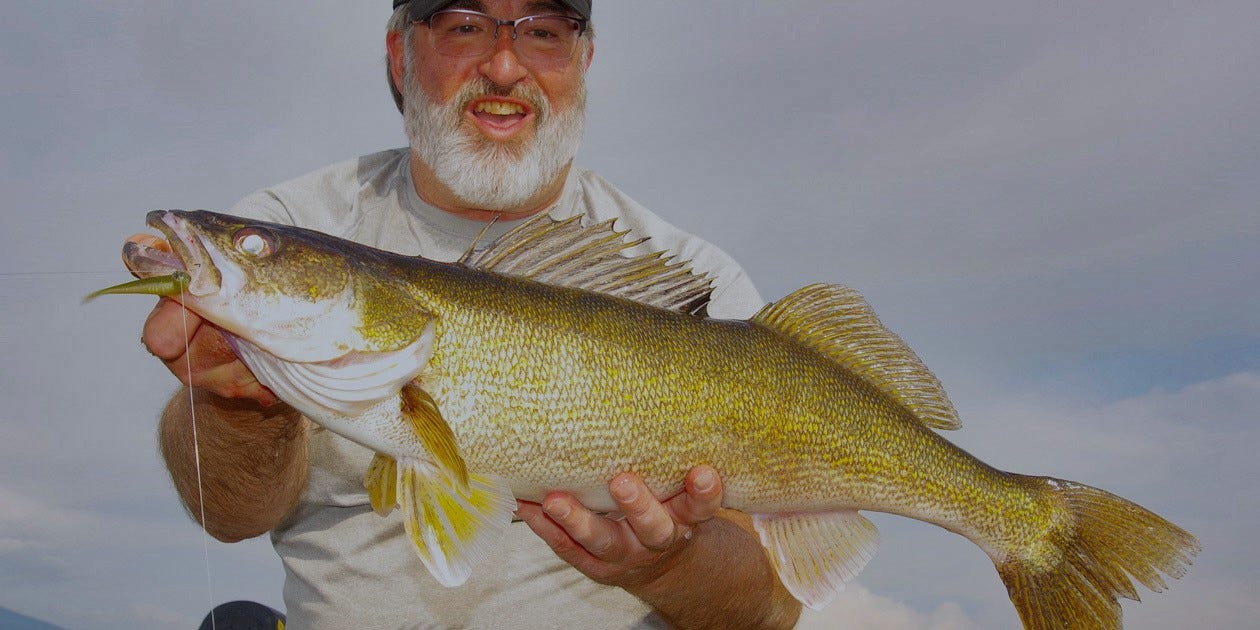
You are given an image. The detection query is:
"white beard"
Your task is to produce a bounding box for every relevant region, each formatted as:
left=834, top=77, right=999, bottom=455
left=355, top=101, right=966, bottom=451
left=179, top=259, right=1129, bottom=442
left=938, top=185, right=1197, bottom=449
left=403, top=55, right=586, bottom=210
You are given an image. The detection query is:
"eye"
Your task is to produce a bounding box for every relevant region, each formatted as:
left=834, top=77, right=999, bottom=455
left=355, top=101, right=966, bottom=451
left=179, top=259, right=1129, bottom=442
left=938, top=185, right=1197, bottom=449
left=233, top=227, right=276, bottom=258
left=524, top=27, right=558, bottom=40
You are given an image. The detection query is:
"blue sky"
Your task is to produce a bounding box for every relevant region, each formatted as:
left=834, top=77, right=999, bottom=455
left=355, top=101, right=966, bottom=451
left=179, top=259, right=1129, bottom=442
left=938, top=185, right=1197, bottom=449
left=2, top=1, right=1257, bottom=628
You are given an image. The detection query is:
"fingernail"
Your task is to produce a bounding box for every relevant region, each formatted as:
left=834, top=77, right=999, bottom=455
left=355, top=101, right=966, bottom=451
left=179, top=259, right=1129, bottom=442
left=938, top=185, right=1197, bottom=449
left=544, top=500, right=570, bottom=520
left=695, top=468, right=716, bottom=493
left=611, top=477, right=638, bottom=502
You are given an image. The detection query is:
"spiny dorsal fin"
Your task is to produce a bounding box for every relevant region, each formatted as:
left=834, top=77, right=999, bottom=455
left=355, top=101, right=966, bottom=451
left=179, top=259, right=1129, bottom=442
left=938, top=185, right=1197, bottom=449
left=752, top=284, right=961, bottom=430
left=461, top=213, right=714, bottom=315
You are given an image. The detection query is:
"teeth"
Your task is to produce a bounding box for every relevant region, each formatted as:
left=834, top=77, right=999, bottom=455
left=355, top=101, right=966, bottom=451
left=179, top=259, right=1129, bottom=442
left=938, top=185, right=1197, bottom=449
left=475, top=101, right=525, bottom=116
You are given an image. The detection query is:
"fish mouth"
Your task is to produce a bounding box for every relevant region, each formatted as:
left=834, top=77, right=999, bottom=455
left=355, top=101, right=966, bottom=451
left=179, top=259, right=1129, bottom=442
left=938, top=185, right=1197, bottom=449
left=123, top=210, right=221, bottom=296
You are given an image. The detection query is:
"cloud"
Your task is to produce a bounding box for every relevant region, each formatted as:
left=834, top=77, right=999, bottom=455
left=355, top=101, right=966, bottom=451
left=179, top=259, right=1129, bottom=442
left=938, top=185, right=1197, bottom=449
left=1121, top=574, right=1260, bottom=630
left=0, top=484, right=92, bottom=571
left=0, top=483, right=194, bottom=578
left=798, top=584, right=980, bottom=630
left=0, top=479, right=282, bottom=629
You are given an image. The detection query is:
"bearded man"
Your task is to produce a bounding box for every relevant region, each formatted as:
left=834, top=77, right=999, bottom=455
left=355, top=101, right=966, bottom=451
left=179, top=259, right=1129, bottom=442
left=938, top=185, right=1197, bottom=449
left=143, top=1, right=802, bottom=627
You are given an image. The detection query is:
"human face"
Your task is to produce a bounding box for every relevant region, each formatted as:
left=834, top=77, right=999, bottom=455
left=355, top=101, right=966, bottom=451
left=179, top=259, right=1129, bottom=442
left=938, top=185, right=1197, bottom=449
left=402, top=51, right=586, bottom=210
left=388, top=0, right=592, bottom=210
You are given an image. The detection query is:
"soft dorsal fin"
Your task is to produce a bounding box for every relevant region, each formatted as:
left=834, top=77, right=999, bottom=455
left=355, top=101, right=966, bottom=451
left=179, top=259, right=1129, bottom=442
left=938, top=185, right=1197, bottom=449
left=461, top=213, right=714, bottom=315
left=752, top=283, right=960, bottom=430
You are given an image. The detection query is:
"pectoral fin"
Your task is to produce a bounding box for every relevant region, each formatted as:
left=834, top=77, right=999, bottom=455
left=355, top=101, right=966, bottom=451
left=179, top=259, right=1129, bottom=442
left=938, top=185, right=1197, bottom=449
left=752, top=510, right=881, bottom=611
left=400, top=383, right=468, bottom=490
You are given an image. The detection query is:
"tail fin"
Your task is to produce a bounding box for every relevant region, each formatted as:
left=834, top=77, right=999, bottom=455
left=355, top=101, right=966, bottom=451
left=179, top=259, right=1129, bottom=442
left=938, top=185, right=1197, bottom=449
left=996, top=478, right=1200, bottom=630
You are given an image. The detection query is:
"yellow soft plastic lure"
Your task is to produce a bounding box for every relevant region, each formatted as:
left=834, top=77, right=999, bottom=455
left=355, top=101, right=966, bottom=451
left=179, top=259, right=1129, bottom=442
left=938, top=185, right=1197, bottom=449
left=83, top=271, right=190, bottom=303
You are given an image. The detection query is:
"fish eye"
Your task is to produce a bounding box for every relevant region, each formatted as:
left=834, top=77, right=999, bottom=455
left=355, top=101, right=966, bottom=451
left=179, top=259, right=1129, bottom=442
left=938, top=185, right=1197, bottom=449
left=233, top=227, right=276, bottom=258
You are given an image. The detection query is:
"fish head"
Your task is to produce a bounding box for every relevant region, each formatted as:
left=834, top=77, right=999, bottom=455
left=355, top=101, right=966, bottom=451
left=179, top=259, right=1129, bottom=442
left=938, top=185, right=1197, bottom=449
left=124, top=210, right=427, bottom=363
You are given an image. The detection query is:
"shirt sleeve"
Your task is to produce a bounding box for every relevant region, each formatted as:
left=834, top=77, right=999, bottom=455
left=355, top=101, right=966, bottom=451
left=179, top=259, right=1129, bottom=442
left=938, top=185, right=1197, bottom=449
left=228, top=189, right=296, bottom=225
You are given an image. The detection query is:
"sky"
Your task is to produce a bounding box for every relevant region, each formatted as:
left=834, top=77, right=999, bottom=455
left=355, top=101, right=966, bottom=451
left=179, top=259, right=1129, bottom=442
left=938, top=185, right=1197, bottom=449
left=2, top=1, right=1257, bottom=628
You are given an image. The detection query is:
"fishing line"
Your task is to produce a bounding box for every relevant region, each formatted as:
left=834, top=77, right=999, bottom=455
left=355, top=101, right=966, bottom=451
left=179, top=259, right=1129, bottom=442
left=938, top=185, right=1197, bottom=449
left=180, top=295, right=218, bottom=630
left=0, top=271, right=120, bottom=276
left=15, top=256, right=224, bottom=623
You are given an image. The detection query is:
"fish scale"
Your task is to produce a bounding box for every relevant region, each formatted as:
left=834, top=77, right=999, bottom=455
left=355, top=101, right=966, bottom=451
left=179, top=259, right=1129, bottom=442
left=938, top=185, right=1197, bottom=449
left=93, top=209, right=1199, bottom=629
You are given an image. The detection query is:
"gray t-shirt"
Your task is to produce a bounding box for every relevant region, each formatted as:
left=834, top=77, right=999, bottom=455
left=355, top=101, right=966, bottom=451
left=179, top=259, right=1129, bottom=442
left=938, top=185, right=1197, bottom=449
left=229, top=149, right=764, bottom=629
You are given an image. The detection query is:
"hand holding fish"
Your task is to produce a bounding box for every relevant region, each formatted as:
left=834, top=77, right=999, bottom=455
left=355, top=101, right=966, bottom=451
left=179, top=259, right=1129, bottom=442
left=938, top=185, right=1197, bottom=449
left=129, top=231, right=279, bottom=407
left=518, top=466, right=720, bottom=585
left=518, top=466, right=800, bottom=628
left=122, top=236, right=305, bottom=542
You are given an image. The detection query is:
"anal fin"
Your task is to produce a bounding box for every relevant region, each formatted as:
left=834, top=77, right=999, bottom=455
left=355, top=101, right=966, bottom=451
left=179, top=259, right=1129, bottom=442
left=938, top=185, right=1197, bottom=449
left=752, top=510, right=880, bottom=611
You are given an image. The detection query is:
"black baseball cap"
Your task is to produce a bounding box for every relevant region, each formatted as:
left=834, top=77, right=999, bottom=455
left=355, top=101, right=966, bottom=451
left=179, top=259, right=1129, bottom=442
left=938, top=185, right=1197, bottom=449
left=392, top=1, right=591, bottom=21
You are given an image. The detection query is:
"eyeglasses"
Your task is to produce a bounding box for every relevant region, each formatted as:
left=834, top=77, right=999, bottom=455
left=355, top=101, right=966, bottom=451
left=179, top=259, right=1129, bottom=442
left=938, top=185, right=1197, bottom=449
left=418, top=9, right=588, bottom=63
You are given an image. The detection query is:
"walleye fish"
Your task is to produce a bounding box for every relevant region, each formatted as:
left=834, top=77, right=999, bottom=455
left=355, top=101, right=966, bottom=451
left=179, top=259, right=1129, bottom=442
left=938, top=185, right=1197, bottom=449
left=95, top=210, right=1198, bottom=629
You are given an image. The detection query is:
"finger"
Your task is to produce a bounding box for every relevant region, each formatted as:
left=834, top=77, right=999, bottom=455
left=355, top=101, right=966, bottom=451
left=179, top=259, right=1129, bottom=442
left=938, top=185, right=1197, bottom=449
left=144, top=300, right=277, bottom=405
left=154, top=316, right=227, bottom=379
left=611, top=474, right=681, bottom=551
left=176, top=327, right=277, bottom=405
left=515, top=500, right=605, bottom=574
left=176, top=322, right=239, bottom=375
left=665, top=465, right=724, bottom=526
left=142, top=298, right=204, bottom=361
left=182, top=359, right=278, bottom=406
left=542, top=493, right=627, bottom=562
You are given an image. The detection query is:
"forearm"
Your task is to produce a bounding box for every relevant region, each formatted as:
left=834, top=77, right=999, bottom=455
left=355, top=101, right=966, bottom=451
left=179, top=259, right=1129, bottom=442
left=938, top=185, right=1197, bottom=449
left=158, top=386, right=308, bottom=542
left=634, top=510, right=801, bottom=629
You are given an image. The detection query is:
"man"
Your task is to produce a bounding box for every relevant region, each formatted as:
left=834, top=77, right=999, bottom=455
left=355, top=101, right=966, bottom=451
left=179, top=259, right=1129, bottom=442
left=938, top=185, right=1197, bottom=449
left=143, top=1, right=802, bottom=627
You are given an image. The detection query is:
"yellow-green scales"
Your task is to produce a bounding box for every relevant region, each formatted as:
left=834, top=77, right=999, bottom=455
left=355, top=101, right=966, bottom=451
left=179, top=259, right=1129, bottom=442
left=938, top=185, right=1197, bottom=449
left=104, top=210, right=1199, bottom=629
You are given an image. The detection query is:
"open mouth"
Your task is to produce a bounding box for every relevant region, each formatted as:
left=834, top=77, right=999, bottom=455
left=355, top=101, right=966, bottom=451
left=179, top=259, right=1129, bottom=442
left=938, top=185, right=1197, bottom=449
left=121, top=211, right=220, bottom=296
left=122, top=236, right=183, bottom=278
left=467, top=97, right=534, bottom=138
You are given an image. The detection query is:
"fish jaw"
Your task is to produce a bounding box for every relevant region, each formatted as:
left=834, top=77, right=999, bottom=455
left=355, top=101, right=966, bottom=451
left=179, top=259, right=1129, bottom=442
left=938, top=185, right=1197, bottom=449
left=121, top=238, right=183, bottom=278
left=132, top=210, right=222, bottom=296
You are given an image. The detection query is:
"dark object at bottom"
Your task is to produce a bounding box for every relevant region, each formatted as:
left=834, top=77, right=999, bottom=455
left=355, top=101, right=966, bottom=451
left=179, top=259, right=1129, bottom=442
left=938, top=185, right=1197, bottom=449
left=197, top=601, right=286, bottom=630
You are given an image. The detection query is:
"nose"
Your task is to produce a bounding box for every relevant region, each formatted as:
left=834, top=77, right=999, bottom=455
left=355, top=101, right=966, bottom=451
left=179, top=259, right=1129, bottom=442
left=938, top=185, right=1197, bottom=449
left=478, top=26, right=529, bottom=87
